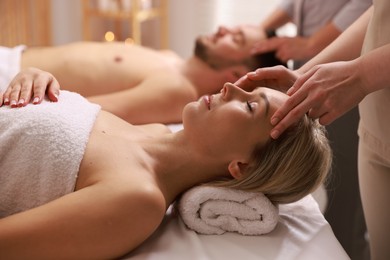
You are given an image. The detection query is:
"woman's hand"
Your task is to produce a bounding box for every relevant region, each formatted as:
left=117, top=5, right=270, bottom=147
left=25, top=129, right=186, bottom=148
left=235, top=65, right=299, bottom=93
left=270, top=60, right=367, bottom=139
left=0, top=67, right=60, bottom=107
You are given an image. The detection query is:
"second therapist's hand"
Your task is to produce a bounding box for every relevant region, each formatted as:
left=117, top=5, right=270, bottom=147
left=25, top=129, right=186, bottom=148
left=270, top=60, right=367, bottom=139
left=0, top=67, right=60, bottom=108
left=251, top=36, right=314, bottom=63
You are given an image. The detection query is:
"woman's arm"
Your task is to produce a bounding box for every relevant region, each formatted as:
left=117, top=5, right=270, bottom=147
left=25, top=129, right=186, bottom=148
left=1, top=67, right=60, bottom=107
left=0, top=181, right=166, bottom=259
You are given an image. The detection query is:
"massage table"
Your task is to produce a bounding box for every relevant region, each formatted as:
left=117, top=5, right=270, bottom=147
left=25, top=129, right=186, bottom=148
left=123, top=195, right=349, bottom=259
left=122, top=124, right=350, bottom=260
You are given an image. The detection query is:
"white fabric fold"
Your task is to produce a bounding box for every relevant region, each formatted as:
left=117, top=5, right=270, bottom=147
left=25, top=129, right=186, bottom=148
left=178, top=186, right=279, bottom=235
left=0, top=45, right=25, bottom=92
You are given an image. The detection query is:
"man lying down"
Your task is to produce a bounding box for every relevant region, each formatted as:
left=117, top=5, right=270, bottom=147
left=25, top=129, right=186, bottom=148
left=0, top=25, right=284, bottom=125
left=0, top=68, right=332, bottom=259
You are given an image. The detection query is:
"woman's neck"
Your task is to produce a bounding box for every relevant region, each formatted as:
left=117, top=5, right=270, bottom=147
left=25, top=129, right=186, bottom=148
left=139, top=130, right=228, bottom=206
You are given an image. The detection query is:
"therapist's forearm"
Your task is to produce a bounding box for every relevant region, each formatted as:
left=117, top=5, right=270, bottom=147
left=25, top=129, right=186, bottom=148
left=259, top=8, right=291, bottom=31
left=359, top=43, right=390, bottom=94
left=305, top=22, right=342, bottom=59
left=298, top=6, right=372, bottom=74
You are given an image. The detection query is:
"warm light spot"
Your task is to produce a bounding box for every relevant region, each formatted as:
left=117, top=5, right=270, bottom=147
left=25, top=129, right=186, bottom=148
left=105, top=31, right=115, bottom=42
left=124, top=37, right=134, bottom=45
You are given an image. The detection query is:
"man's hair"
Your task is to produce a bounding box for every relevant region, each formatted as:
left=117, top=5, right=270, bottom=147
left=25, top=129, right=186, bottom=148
left=243, top=51, right=287, bottom=71
left=207, top=117, right=332, bottom=204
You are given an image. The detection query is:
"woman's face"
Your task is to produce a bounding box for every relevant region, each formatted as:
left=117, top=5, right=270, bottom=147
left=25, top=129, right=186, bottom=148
left=182, top=83, right=288, bottom=160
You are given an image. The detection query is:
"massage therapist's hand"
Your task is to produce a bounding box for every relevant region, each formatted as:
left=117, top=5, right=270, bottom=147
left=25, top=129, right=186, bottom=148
left=235, top=65, right=299, bottom=93
left=0, top=67, right=60, bottom=108
left=270, top=60, right=367, bottom=139
left=252, top=36, right=314, bottom=63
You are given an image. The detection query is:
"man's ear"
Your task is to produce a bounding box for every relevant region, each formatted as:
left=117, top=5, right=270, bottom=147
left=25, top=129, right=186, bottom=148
left=224, top=65, right=248, bottom=83
left=228, top=160, right=248, bottom=180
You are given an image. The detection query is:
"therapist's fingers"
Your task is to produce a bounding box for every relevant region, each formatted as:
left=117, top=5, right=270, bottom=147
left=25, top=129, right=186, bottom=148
left=318, top=112, right=337, bottom=126
left=234, top=74, right=255, bottom=91
left=285, top=67, right=318, bottom=96
left=270, top=90, right=311, bottom=139
left=250, top=66, right=297, bottom=93
left=269, top=67, right=330, bottom=138
left=251, top=37, right=282, bottom=55
left=235, top=65, right=298, bottom=93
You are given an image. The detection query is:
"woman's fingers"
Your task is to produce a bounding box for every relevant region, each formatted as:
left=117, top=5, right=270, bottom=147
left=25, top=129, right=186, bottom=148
left=31, top=73, right=51, bottom=104
left=9, top=83, right=22, bottom=107
left=2, top=68, right=61, bottom=108
left=46, top=77, right=60, bottom=103
left=18, top=79, right=34, bottom=107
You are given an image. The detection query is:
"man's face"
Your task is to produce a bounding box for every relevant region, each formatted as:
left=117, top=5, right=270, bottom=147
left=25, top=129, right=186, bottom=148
left=194, top=25, right=266, bottom=69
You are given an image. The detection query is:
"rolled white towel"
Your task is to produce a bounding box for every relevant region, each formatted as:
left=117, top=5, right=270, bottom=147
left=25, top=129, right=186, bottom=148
left=177, top=186, right=279, bottom=235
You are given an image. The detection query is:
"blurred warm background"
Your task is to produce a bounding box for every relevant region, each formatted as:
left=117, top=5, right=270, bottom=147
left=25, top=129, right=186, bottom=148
left=0, top=0, right=52, bottom=47
left=0, top=0, right=279, bottom=57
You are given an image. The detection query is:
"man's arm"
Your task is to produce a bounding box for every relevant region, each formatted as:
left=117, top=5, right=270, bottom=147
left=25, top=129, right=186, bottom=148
left=87, top=73, right=196, bottom=124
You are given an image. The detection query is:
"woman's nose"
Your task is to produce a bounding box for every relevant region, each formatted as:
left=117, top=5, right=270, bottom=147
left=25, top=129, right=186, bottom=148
left=221, top=82, right=244, bottom=100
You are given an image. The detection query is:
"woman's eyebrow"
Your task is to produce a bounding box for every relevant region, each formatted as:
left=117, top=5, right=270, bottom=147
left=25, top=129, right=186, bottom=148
left=259, top=93, right=270, bottom=116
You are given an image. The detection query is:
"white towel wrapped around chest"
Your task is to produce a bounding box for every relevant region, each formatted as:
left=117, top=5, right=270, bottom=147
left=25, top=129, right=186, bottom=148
left=0, top=91, right=100, bottom=217
left=178, top=186, right=279, bottom=235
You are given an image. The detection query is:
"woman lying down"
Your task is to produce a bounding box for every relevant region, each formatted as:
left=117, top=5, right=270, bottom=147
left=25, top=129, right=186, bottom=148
left=0, top=68, right=332, bottom=259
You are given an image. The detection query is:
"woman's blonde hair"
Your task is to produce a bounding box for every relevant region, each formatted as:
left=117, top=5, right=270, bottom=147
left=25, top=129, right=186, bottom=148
left=210, top=116, right=332, bottom=204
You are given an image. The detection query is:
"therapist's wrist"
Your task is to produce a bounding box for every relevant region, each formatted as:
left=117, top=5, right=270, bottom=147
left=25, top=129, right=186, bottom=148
left=265, top=29, right=277, bottom=39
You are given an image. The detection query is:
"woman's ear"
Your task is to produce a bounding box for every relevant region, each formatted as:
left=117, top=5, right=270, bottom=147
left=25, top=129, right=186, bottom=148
left=228, top=160, right=248, bottom=180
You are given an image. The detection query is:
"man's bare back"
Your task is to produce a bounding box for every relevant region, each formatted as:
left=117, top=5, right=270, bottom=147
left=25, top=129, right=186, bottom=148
left=21, top=41, right=185, bottom=96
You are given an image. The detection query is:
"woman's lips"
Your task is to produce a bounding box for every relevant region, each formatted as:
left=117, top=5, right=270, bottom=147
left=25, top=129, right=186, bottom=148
left=203, top=95, right=211, bottom=110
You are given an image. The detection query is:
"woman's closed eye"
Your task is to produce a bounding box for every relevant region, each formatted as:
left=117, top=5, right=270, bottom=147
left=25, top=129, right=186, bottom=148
left=246, top=101, right=257, bottom=112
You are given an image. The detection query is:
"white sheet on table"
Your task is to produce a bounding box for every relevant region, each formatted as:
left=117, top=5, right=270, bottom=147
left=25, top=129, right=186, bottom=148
left=123, top=195, right=349, bottom=260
